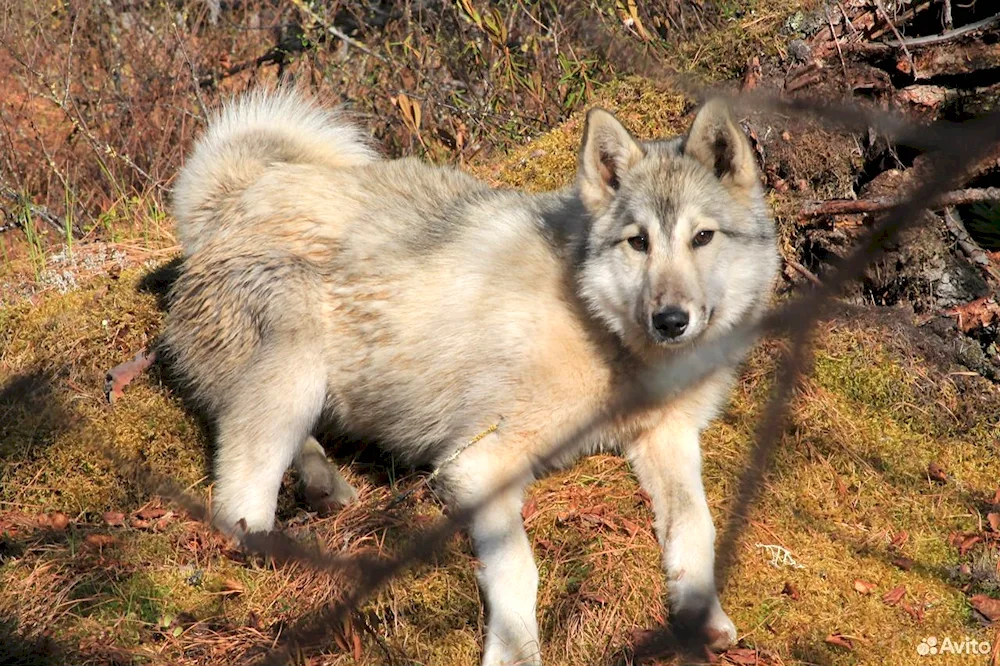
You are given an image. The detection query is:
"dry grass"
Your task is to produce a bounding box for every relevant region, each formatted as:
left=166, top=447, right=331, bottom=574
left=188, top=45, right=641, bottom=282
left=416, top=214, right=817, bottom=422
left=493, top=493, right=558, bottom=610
left=0, top=0, right=817, bottom=293
left=2, top=105, right=1000, bottom=665
left=3, top=263, right=999, bottom=666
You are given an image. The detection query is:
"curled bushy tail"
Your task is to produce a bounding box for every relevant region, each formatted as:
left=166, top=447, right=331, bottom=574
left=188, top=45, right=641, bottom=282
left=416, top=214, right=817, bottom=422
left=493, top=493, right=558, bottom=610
left=172, top=89, right=377, bottom=255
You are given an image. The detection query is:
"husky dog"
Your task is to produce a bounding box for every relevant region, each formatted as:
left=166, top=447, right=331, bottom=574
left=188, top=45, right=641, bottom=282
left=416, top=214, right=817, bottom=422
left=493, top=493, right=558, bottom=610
left=163, top=89, right=778, bottom=664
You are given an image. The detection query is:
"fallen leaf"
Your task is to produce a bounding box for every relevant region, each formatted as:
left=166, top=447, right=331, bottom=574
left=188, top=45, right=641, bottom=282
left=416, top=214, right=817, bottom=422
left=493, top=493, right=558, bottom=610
left=724, top=647, right=761, bottom=665
left=392, top=93, right=422, bottom=135
left=892, top=557, right=915, bottom=571
left=352, top=629, right=363, bottom=661
left=927, top=462, right=948, bottom=484
left=890, top=531, right=909, bottom=549
left=882, top=585, right=906, bottom=606
left=579, top=511, right=619, bottom=531
left=854, top=579, right=877, bottom=595
left=136, top=507, right=168, bottom=520
left=103, top=511, right=125, bottom=526
left=555, top=510, right=576, bottom=524
left=961, top=535, right=982, bottom=556
left=49, top=512, right=69, bottom=531
left=971, top=595, right=1000, bottom=623
left=825, top=633, right=855, bottom=650
left=84, top=534, right=116, bottom=549
left=782, top=581, right=800, bottom=600
left=630, top=629, right=669, bottom=659
left=620, top=518, right=642, bottom=537
left=901, top=601, right=925, bottom=622
left=520, top=499, right=538, bottom=523
left=220, top=578, right=244, bottom=596
left=105, top=349, right=156, bottom=404
left=947, top=298, right=1000, bottom=334
left=988, top=513, right=1000, bottom=532
left=741, top=56, right=762, bottom=92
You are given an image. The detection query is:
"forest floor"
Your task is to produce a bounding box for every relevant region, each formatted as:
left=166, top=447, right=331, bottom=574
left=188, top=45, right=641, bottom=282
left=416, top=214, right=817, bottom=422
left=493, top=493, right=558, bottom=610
left=2, top=1, right=1000, bottom=665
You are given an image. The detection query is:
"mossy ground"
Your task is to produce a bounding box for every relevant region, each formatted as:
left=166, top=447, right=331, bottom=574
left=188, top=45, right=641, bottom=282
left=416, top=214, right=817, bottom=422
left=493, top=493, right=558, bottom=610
left=4, top=255, right=998, bottom=666
left=3, top=5, right=1000, bottom=664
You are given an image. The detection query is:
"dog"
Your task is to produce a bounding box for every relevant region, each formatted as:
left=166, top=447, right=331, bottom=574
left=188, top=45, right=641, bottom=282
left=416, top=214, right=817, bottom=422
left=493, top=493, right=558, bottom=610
left=162, top=88, right=779, bottom=665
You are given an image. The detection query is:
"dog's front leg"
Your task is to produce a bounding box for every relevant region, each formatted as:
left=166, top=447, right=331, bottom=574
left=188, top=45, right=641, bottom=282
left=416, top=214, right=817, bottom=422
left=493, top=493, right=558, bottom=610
left=627, top=420, right=736, bottom=651
left=443, top=445, right=541, bottom=666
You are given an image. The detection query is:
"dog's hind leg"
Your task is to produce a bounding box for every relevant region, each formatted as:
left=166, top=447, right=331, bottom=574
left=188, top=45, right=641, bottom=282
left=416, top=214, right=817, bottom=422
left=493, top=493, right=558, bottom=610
left=626, top=419, right=737, bottom=652
left=211, top=344, right=327, bottom=535
left=294, top=435, right=358, bottom=515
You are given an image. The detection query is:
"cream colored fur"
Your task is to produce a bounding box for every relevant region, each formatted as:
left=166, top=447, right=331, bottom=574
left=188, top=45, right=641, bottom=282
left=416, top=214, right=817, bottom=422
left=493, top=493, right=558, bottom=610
left=163, top=89, right=779, bottom=665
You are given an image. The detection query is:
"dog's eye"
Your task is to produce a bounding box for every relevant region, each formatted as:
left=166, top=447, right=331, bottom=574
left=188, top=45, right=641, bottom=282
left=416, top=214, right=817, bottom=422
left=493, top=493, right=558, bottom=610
left=627, top=233, right=649, bottom=253
left=692, top=229, right=715, bottom=248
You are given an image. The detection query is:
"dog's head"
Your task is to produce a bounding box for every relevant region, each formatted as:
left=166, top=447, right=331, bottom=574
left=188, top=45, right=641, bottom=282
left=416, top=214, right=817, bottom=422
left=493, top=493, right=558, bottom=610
left=575, top=99, right=778, bottom=354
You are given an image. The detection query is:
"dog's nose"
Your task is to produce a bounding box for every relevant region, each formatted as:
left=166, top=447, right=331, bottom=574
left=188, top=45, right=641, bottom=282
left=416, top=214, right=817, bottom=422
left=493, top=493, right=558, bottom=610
left=652, top=307, right=689, bottom=340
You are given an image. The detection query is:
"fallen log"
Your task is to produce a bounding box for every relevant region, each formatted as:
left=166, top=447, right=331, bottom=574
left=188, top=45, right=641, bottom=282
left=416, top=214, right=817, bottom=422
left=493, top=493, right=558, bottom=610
left=799, top=187, right=1000, bottom=220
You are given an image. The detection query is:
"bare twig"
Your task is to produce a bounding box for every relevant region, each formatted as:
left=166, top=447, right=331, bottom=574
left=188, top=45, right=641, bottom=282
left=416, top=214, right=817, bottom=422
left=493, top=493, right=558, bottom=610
left=889, top=12, right=1000, bottom=48
left=786, top=258, right=824, bottom=286
left=827, top=7, right=850, bottom=85
left=799, top=187, right=1000, bottom=219
left=0, top=180, right=71, bottom=237
left=943, top=207, right=990, bottom=266
left=859, top=13, right=1000, bottom=52
left=838, top=2, right=859, bottom=36
left=288, top=0, right=388, bottom=63
left=874, top=0, right=916, bottom=77
left=943, top=207, right=1000, bottom=281
left=868, top=0, right=932, bottom=40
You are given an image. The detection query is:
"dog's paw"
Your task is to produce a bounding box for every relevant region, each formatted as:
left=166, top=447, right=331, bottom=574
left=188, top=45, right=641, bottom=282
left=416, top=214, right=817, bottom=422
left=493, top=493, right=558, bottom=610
left=481, top=646, right=542, bottom=666
left=303, top=476, right=358, bottom=516
left=481, top=627, right=542, bottom=666
left=700, top=607, right=737, bottom=651
left=670, top=591, right=737, bottom=652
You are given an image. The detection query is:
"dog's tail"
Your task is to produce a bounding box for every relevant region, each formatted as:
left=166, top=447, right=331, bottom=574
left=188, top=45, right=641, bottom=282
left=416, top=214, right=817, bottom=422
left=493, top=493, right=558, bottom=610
left=172, top=89, right=377, bottom=255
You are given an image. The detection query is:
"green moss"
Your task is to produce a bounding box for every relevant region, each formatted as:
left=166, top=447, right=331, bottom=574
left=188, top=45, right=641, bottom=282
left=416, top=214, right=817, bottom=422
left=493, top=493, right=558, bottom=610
left=814, top=345, right=917, bottom=414
left=487, top=78, right=690, bottom=192
left=0, top=270, right=206, bottom=512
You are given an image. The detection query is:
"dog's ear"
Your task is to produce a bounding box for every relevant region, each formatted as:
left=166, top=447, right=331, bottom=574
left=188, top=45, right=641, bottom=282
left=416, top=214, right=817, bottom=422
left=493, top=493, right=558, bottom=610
left=684, top=99, right=758, bottom=196
left=577, top=108, right=644, bottom=211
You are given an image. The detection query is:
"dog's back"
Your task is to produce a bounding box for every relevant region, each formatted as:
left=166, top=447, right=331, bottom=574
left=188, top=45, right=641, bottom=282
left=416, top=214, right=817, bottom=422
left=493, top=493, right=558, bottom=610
left=163, top=92, right=547, bottom=420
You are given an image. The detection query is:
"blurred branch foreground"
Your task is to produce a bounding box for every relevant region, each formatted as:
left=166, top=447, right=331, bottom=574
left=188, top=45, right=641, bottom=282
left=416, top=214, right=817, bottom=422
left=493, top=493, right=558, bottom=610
left=2, top=1, right=1000, bottom=665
